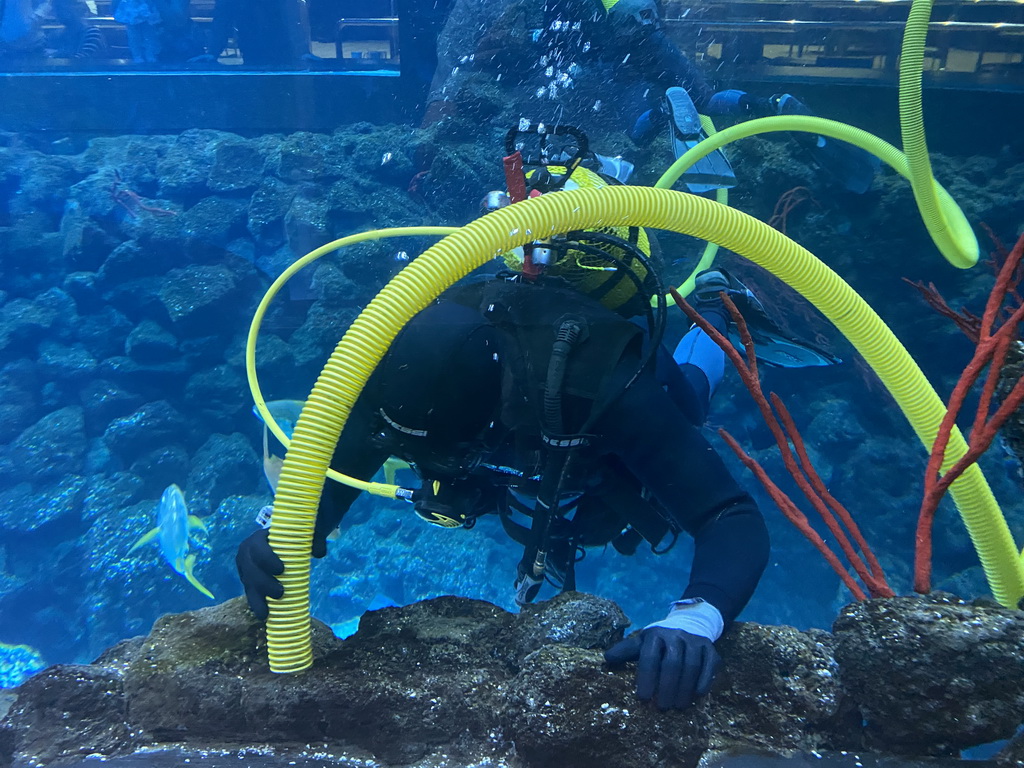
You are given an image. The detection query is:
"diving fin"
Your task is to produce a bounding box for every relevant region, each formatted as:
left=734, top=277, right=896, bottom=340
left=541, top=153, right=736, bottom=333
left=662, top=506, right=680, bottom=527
left=772, top=94, right=879, bottom=194
left=665, top=86, right=736, bottom=194
left=382, top=456, right=411, bottom=486
left=696, top=268, right=841, bottom=369
left=729, top=325, right=841, bottom=368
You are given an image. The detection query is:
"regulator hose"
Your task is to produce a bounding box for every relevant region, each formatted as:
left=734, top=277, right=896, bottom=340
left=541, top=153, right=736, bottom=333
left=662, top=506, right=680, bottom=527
left=266, top=186, right=1023, bottom=673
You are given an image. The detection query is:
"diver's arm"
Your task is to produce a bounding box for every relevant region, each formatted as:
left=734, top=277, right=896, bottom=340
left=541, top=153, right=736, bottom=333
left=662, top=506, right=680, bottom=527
left=236, top=395, right=388, bottom=619
left=312, top=397, right=390, bottom=553
left=597, top=372, right=769, bottom=626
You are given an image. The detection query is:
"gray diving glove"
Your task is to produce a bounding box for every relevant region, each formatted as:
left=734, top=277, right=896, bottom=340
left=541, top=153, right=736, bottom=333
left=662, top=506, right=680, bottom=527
left=604, top=598, right=724, bottom=710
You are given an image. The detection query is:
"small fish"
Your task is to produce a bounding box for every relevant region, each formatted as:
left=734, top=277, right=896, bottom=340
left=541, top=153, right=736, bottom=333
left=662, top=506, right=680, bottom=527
left=255, top=399, right=305, bottom=438
left=254, top=400, right=306, bottom=492
left=381, top=152, right=393, bottom=166
left=129, top=484, right=214, bottom=599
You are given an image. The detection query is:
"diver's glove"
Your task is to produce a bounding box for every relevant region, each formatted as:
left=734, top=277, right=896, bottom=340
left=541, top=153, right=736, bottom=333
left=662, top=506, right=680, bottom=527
left=604, top=598, right=724, bottom=710
left=235, top=527, right=330, bottom=621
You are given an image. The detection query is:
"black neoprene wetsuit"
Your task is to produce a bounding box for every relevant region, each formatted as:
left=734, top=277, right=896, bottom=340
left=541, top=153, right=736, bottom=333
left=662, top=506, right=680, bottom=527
left=313, top=286, right=769, bottom=627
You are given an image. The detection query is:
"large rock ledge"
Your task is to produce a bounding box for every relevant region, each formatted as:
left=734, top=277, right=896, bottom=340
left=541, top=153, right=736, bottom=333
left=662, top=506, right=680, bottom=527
left=1, top=592, right=1021, bottom=768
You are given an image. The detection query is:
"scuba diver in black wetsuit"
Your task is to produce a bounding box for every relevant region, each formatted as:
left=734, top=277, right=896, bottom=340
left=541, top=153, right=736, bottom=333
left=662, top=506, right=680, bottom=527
left=235, top=123, right=793, bottom=711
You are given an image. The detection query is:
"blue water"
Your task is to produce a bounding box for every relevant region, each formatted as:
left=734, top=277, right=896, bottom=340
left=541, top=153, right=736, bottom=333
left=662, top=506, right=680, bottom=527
left=0, top=0, right=1022, bottom=716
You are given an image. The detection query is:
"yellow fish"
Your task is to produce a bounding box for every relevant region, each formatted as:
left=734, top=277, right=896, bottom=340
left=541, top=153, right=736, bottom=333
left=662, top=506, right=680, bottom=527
left=129, top=484, right=214, bottom=599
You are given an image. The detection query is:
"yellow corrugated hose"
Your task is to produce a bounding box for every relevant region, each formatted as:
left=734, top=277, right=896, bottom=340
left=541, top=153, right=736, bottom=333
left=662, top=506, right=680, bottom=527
left=266, top=186, right=1024, bottom=673
left=674, top=115, right=728, bottom=299
left=245, top=226, right=458, bottom=499
left=655, top=114, right=977, bottom=270
left=899, top=0, right=977, bottom=270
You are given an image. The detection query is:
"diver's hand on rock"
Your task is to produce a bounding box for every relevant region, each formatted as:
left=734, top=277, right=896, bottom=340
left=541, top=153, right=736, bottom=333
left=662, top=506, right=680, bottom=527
left=605, top=599, right=724, bottom=709
left=605, top=627, right=720, bottom=709
left=235, top=528, right=284, bottom=621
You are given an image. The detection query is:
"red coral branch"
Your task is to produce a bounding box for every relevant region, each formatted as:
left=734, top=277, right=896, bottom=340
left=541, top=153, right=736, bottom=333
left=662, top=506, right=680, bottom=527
left=767, top=186, right=820, bottom=235
left=903, top=278, right=981, bottom=342
left=671, top=288, right=894, bottom=599
left=914, top=232, right=1024, bottom=593
left=109, top=170, right=178, bottom=219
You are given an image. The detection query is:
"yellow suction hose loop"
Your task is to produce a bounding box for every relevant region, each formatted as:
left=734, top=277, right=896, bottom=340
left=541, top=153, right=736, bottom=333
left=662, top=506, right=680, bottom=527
left=656, top=115, right=978, bottom=270
left=268, top=187, right=1024, bottom=673
left=900, top=0, right=968, bottom=270
left=245, top=226, right=458, bottom=500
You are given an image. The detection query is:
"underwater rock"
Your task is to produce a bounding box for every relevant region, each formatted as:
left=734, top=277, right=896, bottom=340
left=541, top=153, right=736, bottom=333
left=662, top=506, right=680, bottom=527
left=833, top=593, right=1024, bottom=754
left=505, top=642, right=706, bottom=768
left=129, top=446, right=190, bottom=497
left=97, top=240, right=173, bottom=286
left=272, top=132, right=348, bottom=183
left=283, top=184, right=331, bottom=259
left=158, top=264, right=241, bottom=337
left=0, top=295, right=63, bottom=357
left=179, top=196, right=249, bottom=257
left=124, top=320, right=179, bottom=365
left=183, top=364, right=248, bottom=433
left=0, top=359, right=39, bottom=444
left=0, top=474, right=86, bottom=533
left=97, top=356, right=191, bottom=396
left=60, top=206, right=119, bottom=273
left=185, top=432, right=261, bottom=515
left=3, top=665, right=132, bottom=766
left=99, top=276, right=168, bottom=325
left=247, top=177, right=296, bottom=245
left=997, top=729, right=1024, bottom=765
left=76, top=306, right=134, bottom=361
left=62, top=271, right=103, bottom=314
left=78, top=379, right=145, bottom=436
left=102, top=400, right=189, bottom=462
left=711, top=623, right=857, bottom=752
left=10, top=592, right=1021, bottom=768
left=17, top=152, right=82, bottom=214
left=82, top=471, right=146, bottom=523
left=0, top=405, right=87, bottom=484
left=155, top=129, right=228, bottom=200
left=208, top=138, right=267, bottom=193
left=996, top=341, right=1024, bottom=485
left=37, top=341, right=99, bottom=384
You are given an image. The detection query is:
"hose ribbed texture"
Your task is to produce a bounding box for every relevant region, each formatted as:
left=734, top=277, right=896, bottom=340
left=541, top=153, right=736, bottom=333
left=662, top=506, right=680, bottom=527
left=898, top=0, right=975, bottom=267
left=657, top=115, right=977, bottom=270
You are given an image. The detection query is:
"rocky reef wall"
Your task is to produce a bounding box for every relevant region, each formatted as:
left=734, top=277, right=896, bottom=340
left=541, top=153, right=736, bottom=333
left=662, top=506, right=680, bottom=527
left=1, top=592, right=1022, bottom=768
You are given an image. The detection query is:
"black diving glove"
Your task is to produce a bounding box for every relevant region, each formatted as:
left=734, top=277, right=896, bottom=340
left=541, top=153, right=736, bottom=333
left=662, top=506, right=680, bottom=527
left=604, top=599, right=724, bottom=710
left=235, top=527, right=330, bottom=621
